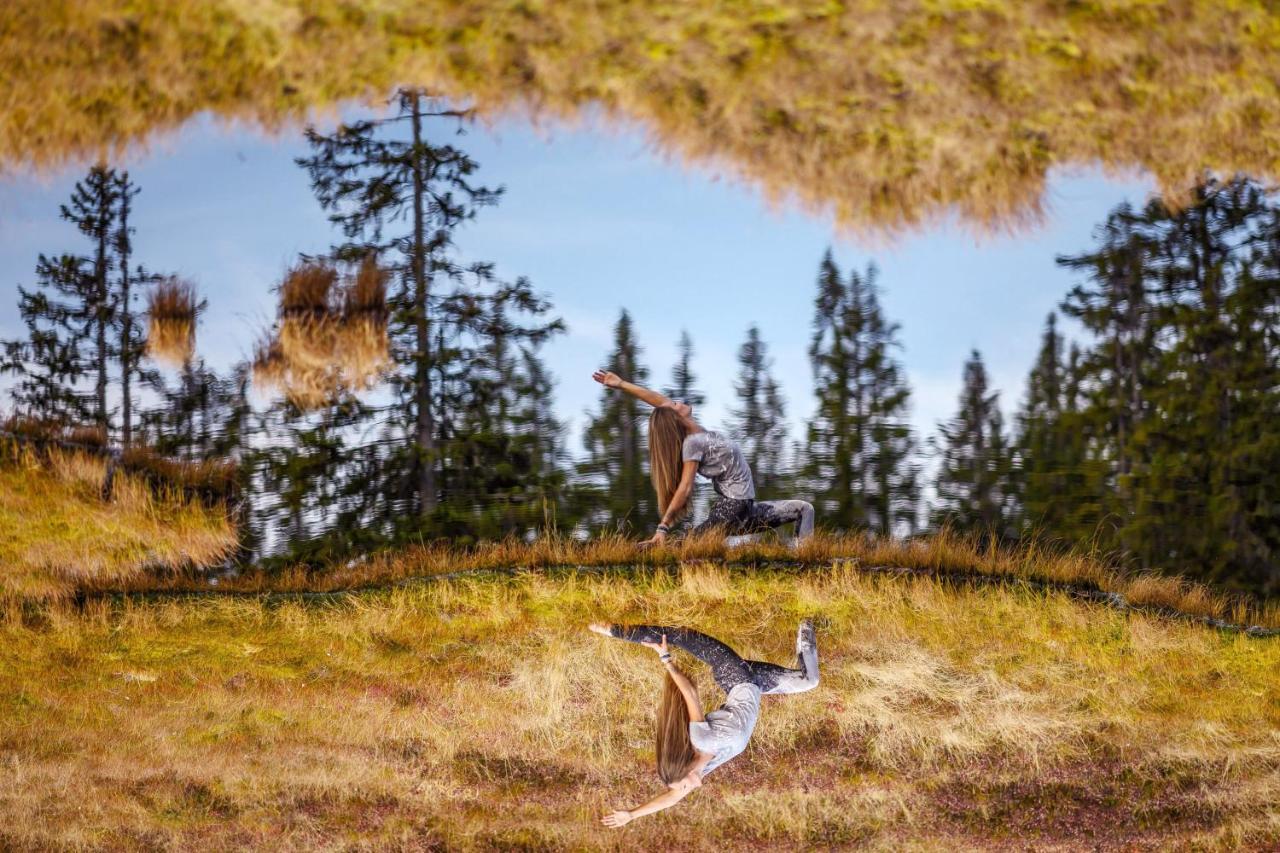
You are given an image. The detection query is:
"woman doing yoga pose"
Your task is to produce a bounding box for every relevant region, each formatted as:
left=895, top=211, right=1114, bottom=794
left=588, top=619, right=820, bottom=826
left=590, top=369, right=815, bottom=546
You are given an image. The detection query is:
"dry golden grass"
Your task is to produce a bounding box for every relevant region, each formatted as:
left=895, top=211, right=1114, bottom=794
left=0, top=442, right=237, bottom=603
left=104, top=529, right=1280, bottom=633
left=2, top=563, right=1277, bottom=849
left=146, top=276, right=199, bottom=367
left=119, top=445, right=240, bottom=501
left=2, top=1, right=1279, bottom=239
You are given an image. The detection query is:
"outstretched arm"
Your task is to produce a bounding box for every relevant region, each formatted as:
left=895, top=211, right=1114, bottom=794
left=602, top=784, right=696, bottom=828
left=593, top=369, right=672, bottom=409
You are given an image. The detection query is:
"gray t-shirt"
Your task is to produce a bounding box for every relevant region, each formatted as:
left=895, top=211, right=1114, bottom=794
left=688, top=682, right=762, bottom=776
left=682, top=430, right=755, bottom=500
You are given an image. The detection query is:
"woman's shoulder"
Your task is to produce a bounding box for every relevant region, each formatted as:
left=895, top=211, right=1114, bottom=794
left=682, top=430, right=711, bottom=453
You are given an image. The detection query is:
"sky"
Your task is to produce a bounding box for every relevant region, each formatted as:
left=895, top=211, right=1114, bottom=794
left=0, top=102, right=1157, bottom=483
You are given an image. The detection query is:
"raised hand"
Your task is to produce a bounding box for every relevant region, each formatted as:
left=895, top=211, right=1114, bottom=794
left=592, top=369, right=623, bottom=388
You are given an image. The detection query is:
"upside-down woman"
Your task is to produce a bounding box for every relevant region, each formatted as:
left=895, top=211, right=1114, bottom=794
left=588, top=619, right=820, bottom=826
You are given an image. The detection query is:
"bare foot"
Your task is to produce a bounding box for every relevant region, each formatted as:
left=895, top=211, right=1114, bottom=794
left=588, top=622, right=613, bottom=637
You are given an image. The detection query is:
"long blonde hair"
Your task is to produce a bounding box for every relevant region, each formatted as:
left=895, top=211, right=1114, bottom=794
left=656, top=670, right=698, bottom=784
left=648, top=407, right=691, bottom=524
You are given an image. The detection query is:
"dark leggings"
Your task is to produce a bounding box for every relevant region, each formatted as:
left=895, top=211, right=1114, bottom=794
left=691, top=497, right=815, bottom=539
left=609, top=624, right=817, bottom=695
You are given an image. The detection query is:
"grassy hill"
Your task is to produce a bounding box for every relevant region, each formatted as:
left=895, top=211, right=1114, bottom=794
left=0, top=439, right=237, bottom=603
left=1, top=550, right=1277, bottom=850
left=4, top=1, right=1280, bottom=238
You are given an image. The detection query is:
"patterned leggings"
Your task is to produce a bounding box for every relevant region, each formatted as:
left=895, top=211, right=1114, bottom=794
left=691, top=497, right=815, bottom=540
left=608, top=623, right=819, bottom=695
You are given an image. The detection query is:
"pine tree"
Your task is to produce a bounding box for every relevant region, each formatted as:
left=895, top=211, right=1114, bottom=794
left=296, top=88, right=562, bottom=543
left=664, top=329, right=706, bottom=407
left=1015, top=313, right=1070, bottom=536
left=930, top=350, right=1017, bottom=540
left=112, top=171, right=158, bottom=448
left=805, top=250, right=918, bottom=533
left=2, top=165, right=122, bottom=429
left=1125, top=176, right=1280, bottom=589
left=1057, top=200, right=1158, bottom=552
left=731, top=325, right=790, bottom=498
left=578, top=310, right=651, bottom=532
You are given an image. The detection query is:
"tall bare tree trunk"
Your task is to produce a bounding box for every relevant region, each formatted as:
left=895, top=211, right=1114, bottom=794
left=410, top=91, right=437, bottom=515
left=95, top=185, right=110, bottom=432
left=118, top=177, right=133, bottom=448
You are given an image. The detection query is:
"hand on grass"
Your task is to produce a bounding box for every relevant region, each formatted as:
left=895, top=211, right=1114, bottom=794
left=592, top=369, right=622, bottom=389
left=638, top=530, right=667, bottom=549
left=601, top=809, right=633, bottom=827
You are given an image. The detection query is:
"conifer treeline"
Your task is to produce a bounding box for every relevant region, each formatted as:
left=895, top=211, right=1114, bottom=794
left=2, top=106, right=1278, bottom=593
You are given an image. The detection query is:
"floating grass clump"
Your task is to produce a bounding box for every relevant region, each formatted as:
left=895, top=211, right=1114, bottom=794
left=3, top=1, right=1280, bottom=238
left=253, top=256, right=389, bottom=410
left=146, top=276, right=199, bottom=367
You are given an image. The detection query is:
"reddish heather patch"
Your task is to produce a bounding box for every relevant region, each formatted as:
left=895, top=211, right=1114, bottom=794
left=923, top=755, right=1228, bottom=849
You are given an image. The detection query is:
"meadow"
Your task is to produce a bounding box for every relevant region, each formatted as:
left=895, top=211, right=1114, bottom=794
left=3, top=443, right=1278, bottom=850
left=2, top=558, right=1279, bottom=850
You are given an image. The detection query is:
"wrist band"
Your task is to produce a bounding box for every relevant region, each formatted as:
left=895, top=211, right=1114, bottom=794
left=657, top=522, right=671, bottom=533
left=659, top=653, right=672, bottom=662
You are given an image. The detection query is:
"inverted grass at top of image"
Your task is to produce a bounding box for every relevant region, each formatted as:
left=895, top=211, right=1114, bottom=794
left=4, top=1, right=1280, bottom=238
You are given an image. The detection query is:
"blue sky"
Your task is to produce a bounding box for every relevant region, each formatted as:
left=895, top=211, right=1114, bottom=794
left=0, top=102, right=1156, bottom=475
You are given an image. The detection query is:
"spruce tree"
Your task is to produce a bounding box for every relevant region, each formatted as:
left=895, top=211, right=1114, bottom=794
left=2, top=165, right=122, bottom=429
left=1015, top=313, right=1070, bottom=536
left=70, top=165, right=121, bottom=431
left=112, top=171, right=158, bottom=447
left=296, top=88, right=562, bottom=541
left=1035, top=174, right=1280, bottom=592
left=578, top=310, right=651, bottom=532
left=664, top=329, right=706, bottom=407
left=1126, top=176, right=1280, bottom=589
left=731, top=325, right=790, bottom=498
left=1057, top=200, right=1158, bottom=552
left=805, top=250, right=918, bottom=534
left=930, top=350, right=1017, bottom=540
